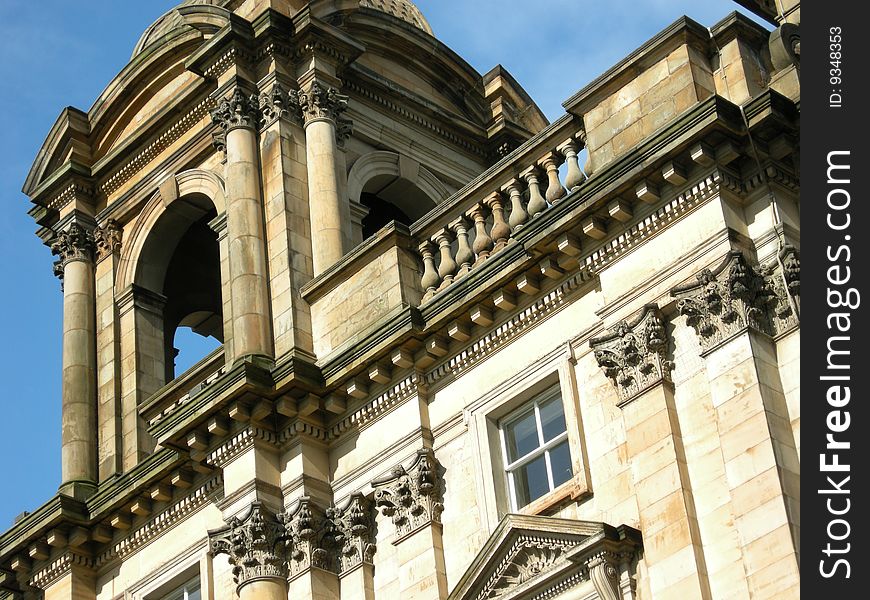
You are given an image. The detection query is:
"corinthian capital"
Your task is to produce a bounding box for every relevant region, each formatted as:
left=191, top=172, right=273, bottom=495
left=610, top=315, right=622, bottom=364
left=372, top=448, right=443, bottom=539
left=282, top=497, right=334, bottom=577
left=298, top=81, right=348, bottom=126
left=327, top=493, right=377, bottom=574
left=590, top=305, right=673, bottom=406
left=671, top=251, right=788, bottom=353
left=258, top=82, right=303, bottom=129
left=94, top=219, right=123, bottom=261
left=50, top=223, right=94, bottom=274
left=211, top=87, right=259, bottom=134
left=208, top=503, right=289, bottom=591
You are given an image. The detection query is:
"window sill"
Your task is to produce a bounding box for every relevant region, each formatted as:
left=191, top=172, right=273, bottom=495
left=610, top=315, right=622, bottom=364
left=518, top=476, right=586, bottom=516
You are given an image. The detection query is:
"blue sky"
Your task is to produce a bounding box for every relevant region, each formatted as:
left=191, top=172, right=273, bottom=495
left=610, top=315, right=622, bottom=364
left=0, top=0, right=765, bottom=528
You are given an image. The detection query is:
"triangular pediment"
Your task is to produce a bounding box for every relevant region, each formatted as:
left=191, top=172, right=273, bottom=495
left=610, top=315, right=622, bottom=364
left=448, top=514, right=642, bottom=600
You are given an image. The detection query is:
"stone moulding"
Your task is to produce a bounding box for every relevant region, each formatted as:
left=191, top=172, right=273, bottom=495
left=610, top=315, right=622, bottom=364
left=371, top=448, right=444, bottom=542
left=671, top=248, right=799, bottom=354
left=330, top=374, right=425, bottom=438
left=590, top=304, right=674, bottom=407
left=28, top=552, right=94, bottom=591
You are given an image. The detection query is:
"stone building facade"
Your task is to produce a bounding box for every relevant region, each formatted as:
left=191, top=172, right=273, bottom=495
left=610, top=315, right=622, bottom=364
left=1, top=0, right=800, bottom=599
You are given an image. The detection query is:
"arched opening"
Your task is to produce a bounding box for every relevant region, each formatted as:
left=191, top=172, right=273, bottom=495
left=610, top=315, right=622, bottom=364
left=348, top=151, right=449, bottom=241
left=136, top=192, right=223, bottom=383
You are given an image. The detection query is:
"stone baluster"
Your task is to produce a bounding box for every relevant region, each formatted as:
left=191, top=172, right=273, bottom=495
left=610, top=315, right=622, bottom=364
left=502, top=179, right=528, bottom=232
left=469, top=203, right=493, bottom=265
left=559, top=138, right=587, bottom=190
left=435, top=228, right=457, bottom=290
left=521, top=166, right=548, bottom=218
left=419, top=241, right=441, bottom=300
left=450, top=217, right=474, bottom=278
left=484, top=192, right=511, bottom=252
left=542, top=152, right=567, bottom=204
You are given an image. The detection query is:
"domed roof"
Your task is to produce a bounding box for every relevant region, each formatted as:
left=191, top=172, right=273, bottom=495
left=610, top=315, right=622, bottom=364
left=133, top=0, right=432, bottom=58
left=359, top=0, right=432, bottom=34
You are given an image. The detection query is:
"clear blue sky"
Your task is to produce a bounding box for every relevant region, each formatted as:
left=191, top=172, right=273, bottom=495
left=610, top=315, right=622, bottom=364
left=0, top=0, right=765, bottom=528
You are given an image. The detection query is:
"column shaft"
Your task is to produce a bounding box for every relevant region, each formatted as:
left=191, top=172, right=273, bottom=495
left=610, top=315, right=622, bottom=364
left=60, top=258, right=97, bottom=492
left=226, top=126, right=274, bottom=361
left=305, top=118, right=346, bottom=275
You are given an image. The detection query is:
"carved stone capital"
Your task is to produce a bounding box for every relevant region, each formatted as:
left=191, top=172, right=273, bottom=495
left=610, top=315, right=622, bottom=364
left=258, top=82, right=303, bottom=129
left=591, top=305, right=673, bottom=406
left=672, top=250, right=795, bottom=353
left=282, top=497, right=335, bottom=577
left=372, top=448, right=444, bottom=540
left=94, top=219, right=123, bottom=262
left=208, top=502, right=289, bottom=591
left=299, top=81, right=349, bottom=126
left=326, top=493, right=377, bottom=574
left=211, top=87, right=259, bottom=136
left=50, top=223, right=95, bottom=276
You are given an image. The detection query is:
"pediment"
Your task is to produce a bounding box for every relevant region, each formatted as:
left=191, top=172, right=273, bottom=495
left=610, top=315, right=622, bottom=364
left=448, top=515, right=642, bottom=600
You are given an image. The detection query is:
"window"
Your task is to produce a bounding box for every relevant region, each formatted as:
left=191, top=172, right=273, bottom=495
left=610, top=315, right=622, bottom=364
left=499, top=385, right=573, bottom=510
left=157, top=577, right=201, bottom=600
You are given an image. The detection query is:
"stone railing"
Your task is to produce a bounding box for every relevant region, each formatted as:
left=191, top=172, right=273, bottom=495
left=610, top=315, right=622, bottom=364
left=140, top=347, right=227, bottom=428
left=411, top=120, right=587, bottom=302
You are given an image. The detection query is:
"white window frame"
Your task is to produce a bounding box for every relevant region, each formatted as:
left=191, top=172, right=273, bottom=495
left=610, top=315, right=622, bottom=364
left=498, top=385, right=571, bottom=511
left=466, top=345, right=591, bottom=530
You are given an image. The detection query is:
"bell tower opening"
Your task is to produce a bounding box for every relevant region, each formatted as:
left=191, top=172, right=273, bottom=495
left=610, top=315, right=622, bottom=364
left=359, top=174, right=436, bottom=239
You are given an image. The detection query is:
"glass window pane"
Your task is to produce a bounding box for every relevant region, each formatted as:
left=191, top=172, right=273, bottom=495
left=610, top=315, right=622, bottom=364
left=548, top=440, right=573, bottom=488
left=186, top=585, right=201, bottom=600
left=511, top=454, right=550, bottom=507
left=504, top=408, right=540, bottom=462
left=538, top=395, right=567, bottom=442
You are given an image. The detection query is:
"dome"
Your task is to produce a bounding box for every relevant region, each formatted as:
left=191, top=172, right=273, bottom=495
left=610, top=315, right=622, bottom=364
left=359, top=0, right=433, bottom=34
left=133, top=1, right=432, bottom=58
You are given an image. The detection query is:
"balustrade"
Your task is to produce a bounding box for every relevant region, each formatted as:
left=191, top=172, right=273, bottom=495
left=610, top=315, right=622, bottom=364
left=417, top=130, right=588, bottom=302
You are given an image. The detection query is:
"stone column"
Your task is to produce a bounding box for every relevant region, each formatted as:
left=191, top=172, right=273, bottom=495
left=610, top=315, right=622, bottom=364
left=372, top=448, right=447, bottom=600
left=209, top=502, right=288, bottom=600
left=211, top=87, right=274, bottom=363
left=591, top=305, right=711, bottom=600
left=672, top=251, right=800, bottom=598
left=51, top=223, right=98, bottom=499
left=300, top=81, right=351, bottom=276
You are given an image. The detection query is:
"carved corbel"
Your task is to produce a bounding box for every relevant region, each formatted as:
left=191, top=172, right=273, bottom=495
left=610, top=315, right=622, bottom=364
left=208, top=502, right=289, bottom=591
left=371, top=448, right=444, bottom=540
left=590, top=305, right=673, bottom=406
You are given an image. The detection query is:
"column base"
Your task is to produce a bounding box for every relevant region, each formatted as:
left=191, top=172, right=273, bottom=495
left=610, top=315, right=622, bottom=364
left=59, top=480, right=98, bottom=501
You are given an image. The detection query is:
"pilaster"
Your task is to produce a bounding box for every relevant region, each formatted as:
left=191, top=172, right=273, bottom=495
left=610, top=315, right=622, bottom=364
left=672, top=251, right=800, bottom=598
left=591, top=306, right=711, bottom=599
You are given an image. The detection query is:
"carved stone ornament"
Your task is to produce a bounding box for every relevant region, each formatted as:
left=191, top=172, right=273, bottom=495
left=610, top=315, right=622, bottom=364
left=590, top=305, right=674, bottom=406
left=50, top=223, right=95, bottom=277
left=258, top=82, right=302, bottom=128
left=94, top=219, right=123, bottom=261
left=585, top=552, right=623, bottom=600
left=483, top=541, right=569, bottom=599
left=282, top=497, right=335, bottom=578
left=671, top=250, right=796, bottom=353
left=208, top=502, right=290, bottom=591
left=372, top=448, right=444, bottom=540
left=326, top=493, right=377, bottom=574
left=210, top=87, right=259, bottom=135
left=298, top=81, right=349, bottom=126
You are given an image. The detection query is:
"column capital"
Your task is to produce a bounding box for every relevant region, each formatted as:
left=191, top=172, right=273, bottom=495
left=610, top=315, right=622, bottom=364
left=211, top=86, right=260, bottom=135
left=372, top=448, right=444, bottom=541
left=283, top=497, right=335, bottom=577
left=591, top=304, right=673, bottom=407
left=671, top=250, right=798, bottom=354
left=257, top=81, right=303, bottom=130
left=94, top=219, right=123, bottom=262
left=298, top=81, right=349, bottom=126
left=208, top=502, right=289, bottom=592
left=50, top=222, right=95, bottom=276
left=327, top=493, right=377, bottom=574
